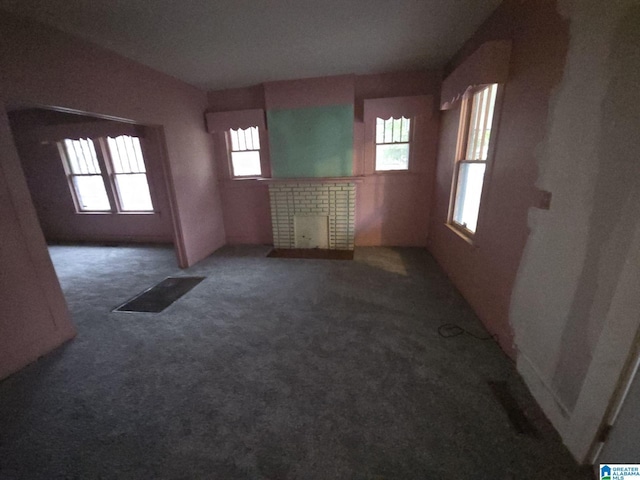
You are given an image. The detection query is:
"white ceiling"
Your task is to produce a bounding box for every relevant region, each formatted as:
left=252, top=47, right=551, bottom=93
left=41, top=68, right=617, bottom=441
left=0, top=0, right=501, bottom=91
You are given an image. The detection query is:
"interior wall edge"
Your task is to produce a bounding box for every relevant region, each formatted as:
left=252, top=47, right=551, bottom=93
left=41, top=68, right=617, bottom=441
left=0, top=105, right=76, bottom=381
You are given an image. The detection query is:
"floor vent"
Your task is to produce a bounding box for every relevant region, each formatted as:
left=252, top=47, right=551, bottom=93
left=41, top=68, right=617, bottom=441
left=488, top=381, right=538, bottom=437
left=113, top=276, right=205, bottom=313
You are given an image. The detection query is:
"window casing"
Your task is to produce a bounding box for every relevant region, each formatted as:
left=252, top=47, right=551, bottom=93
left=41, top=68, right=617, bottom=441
left=228, top=126, right=262, bottom=178
left=449, top=84, right=499, bottom=236
left=375, top=116, right=411, bottom=171
left=60, top=135, right=155, bottom=213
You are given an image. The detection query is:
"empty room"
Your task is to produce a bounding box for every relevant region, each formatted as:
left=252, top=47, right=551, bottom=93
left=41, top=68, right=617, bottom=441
left=1, top=0, right=638, bottom=478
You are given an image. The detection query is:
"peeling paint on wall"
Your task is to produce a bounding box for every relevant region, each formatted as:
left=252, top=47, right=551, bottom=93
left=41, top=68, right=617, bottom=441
left=510, top=0, right=640, bottom=460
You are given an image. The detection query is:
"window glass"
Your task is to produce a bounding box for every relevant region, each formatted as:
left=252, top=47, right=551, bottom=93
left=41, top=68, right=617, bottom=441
left=231, top=151, right=261, bottom=177
left=375, top=144, right=410, bottom=171
left=465, top=84, right=498, bottom=161
left=114, top=173, right=154, bottom=211
left=452, top=162, right=486, bottom=233
left=108, top=135, right=146, bottom=173
left=376, top=118, right=385, bottom=144
left=72, top=175, right=111, bottom=211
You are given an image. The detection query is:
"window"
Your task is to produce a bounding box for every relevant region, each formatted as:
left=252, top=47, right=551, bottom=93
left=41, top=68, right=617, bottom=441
left=107, top=135, right=154, bottom=211
left=60, top=135, right=154, bottom=213
left=228, top=126, right=261, bottom=177
left=450, top=84, right=498, bottom=235
left=62, top=138, right=111, bottom=211
left=375, top=116, right=411, bottom=171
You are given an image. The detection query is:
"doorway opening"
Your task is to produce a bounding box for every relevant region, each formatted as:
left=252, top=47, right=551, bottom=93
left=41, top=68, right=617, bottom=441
left=6, top=105, right=183, bottom=321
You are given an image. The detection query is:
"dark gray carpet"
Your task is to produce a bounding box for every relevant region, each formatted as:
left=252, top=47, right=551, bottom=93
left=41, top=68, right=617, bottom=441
left=0, top=245, right=590, bottom=479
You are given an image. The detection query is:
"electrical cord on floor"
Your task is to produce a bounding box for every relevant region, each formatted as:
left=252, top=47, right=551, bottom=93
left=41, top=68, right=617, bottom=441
left=437, top=323, right=498, bottom=342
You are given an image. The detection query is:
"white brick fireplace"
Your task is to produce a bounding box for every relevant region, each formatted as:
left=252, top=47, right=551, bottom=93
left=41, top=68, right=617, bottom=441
left=268, top=181, right=356, bottom=250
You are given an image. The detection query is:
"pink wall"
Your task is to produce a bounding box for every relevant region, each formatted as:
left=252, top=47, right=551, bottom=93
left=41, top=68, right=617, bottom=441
left=440, top=40, right=512, bottom=110
left=428, top=0, right=570, bottom=357
left=355, top=174, right=433, bottom=246
left=220, top=181, right=273, bottom=245
left=0, top=12, right=226, bottom=379
left=207, top=71, right=440, bottom=247
left=264, top=75, right=355, bottom=110
left=9, top=111, right=174, bottom=244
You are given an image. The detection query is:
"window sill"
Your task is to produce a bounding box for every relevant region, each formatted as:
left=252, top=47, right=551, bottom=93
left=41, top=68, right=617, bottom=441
left=222, top=177, right=270, bottom=188
left=445, top=222, right=477, bottom=247
left=257, top=176, right=365, bottom=184
left=231, top=176, right=265, bottom=181
left=118, top=211, right=158, bottom=215
left=74, top=211, right=158, bottom=215
left=373, top=169, right=412, bottom=175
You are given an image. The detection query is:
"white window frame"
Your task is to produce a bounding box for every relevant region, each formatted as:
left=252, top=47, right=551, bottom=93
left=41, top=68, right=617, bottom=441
left=59, top=138, right=112, bottom=212
left=227, top=126, right=263, bottom=179
left=104, top=135, right=155, bottom=212
left=374, top=116, right=413, bottom=172
left=448, top=83, right=501, bottom=239
left=59, top=135, right=156, bottom=214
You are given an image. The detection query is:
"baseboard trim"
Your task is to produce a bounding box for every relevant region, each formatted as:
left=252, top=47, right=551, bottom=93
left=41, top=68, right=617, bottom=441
left=517, top=351, right=571, bottom=436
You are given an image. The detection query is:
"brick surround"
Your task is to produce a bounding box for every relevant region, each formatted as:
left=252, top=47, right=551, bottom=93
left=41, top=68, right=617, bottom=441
left=269, top=182, right=356, bottom=250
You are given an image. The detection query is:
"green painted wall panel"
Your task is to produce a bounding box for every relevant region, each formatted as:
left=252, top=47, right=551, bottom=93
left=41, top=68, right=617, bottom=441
left=267, top=104, right=353, bottom=178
